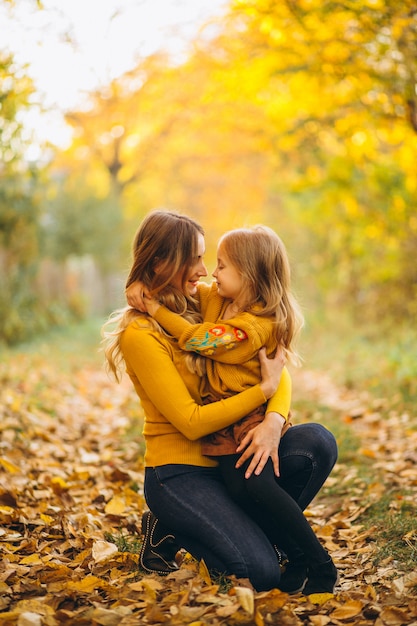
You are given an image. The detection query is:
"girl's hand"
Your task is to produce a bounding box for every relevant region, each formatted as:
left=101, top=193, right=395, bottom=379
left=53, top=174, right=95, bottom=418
left=259, top=346, right=286, bottom=398
left=125, top=282, right=160, bottom=316
left=235, top=412, right=285, bottom=478
left=125, top=281, right=147, bottom=312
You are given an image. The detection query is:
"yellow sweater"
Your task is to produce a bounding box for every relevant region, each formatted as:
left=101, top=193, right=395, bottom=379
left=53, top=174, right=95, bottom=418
left=120, top=313, right=291, bottom=467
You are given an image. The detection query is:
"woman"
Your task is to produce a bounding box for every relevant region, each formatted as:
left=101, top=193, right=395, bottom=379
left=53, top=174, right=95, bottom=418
left=104, top=210, right=338, bottom=592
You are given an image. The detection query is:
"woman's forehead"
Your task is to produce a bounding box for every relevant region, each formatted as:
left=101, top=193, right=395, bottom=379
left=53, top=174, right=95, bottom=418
left=197, top=233, right=206, bottom=255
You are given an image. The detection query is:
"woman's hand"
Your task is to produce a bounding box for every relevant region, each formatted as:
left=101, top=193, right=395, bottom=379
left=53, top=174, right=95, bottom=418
left=259, top=346, right=286, bottom=399
left=235, top=412, right=286, bottom=478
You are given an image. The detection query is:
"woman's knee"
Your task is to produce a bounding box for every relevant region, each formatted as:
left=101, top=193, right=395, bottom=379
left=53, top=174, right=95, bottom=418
left=281, top=423, right=338, bottom=468
left=309, top=423, right=338, bottom=469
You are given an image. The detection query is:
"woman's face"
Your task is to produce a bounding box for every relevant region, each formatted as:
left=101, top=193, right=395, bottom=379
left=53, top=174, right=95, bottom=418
left=171, top=233, right=208, bottom=296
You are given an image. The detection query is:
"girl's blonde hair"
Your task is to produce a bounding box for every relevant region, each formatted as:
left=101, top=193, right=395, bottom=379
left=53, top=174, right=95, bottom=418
left=102, top=210, right=205, bottom=381
left=219, top=225, right=304, bottom=364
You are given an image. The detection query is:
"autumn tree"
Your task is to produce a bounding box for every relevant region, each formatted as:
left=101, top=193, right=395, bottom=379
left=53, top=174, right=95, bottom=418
left=0, top=53, right=44, bottom=344
left=212, top=0, right=417, bottom=320
left=51, top=0, right=417, bottom=323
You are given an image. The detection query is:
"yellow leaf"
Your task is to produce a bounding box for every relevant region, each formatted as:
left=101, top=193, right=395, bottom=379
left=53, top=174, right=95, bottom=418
left=20, top=554, right=43, bottom=565
left=307, top=592, right=334, bottom=605
left=254, top=608, right=265, bottom=626
left=128, top=578, right=163, bottom=593
left=67, top=575, right=104, bottom=593
left=39, top=513, right=55, bottom=524
left=198, top=559, right=212, bottom=585
left=0, top=458, right=20, bottom=473
left=50, top=476, right=69, bottom=492
left=234, top=586, right=254, bottom=615
left=0, top=506, right=17, bottom=521
left=104, top=495, right=126, bottom=515
left=256, top=588, right=288, bottom=612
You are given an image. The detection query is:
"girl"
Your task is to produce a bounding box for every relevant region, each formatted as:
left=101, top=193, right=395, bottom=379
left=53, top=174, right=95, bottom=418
left=135, top=225, right=338, bottom=594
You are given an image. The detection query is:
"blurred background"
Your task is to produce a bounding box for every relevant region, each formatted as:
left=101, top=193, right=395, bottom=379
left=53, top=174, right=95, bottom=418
left=0, top=0, right=416, bottom=402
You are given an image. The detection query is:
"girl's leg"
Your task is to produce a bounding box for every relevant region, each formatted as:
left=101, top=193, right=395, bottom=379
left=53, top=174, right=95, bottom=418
left=217, top=454, right=338, bottom=594
left=273, top=422, right=338, bottom=593
left=244, top=459, right=329, bottom=564
left=277, top=423, right=338, bottom=510
left=217, top=454, right=251, bottom=505
left=144, top=465, right=281, bottom=592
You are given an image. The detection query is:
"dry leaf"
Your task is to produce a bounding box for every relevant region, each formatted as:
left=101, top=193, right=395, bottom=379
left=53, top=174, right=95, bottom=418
left=17, top=613, right=42, bottom=626
left=235, top=586, right=255, bottom=615
left=331, top=599, right=364, bottom=619
left=92, top=540, right=118, bottom=563
left=104, top=495, right=127, bottom=515
left=1, top=347, right=417, bottom=626
left=198, top=559, right=212, bottom=585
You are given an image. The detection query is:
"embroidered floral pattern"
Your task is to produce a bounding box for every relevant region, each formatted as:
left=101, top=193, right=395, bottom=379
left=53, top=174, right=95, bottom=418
left=209, top=325, right=226, bottom=337
left=185, top=325, right=248, bottom=354
left=233, top=328, right=247, bottom=341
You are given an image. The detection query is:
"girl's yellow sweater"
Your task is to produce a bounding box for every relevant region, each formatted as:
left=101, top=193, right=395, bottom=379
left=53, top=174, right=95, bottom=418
left=120, top=308, right=291, bottom=467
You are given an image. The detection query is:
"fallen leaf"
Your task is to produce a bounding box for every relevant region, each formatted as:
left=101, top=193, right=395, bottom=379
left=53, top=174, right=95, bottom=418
left=235, top=586, right=255, bottom=615
left=92, top=540, right=118, bottom=563
left=331, top=599, right=364, bottom=619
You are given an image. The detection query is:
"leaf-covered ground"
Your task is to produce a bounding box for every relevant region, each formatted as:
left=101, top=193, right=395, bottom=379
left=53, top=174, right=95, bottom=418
left=1, top=351, right=417, bottom=625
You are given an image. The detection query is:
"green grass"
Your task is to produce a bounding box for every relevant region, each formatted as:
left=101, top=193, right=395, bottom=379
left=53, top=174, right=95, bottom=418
left=300, top=312, right=417, bottom=411
left=358, top=493, right=417, bottom=571
left=0, top=316, right=105, bottom=370
left=293, top=311, right=417, bottom=576
left=105, top=530, right=142, bottom=554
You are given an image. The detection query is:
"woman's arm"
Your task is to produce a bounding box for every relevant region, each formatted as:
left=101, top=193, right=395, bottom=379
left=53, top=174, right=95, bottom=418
left=234, top=363, right=291, bottom=479
left=120, top=323, right=284, bottom=441
left=235, top=412, right=286, bottom=478
left=266, top=366, right=291, bottom=419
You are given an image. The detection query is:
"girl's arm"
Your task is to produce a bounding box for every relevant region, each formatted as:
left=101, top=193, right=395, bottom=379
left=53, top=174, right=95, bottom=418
left=120, top=322, right=284, bottom=441
left=127, top=283, right=267, bottom=364
left=152, top=303, right=268, bottom=363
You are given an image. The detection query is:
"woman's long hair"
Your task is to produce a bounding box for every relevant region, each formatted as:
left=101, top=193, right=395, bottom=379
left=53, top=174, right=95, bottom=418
left=102, top=210, right=205, bottom=381
left=219, top=226, right=304, bottom=365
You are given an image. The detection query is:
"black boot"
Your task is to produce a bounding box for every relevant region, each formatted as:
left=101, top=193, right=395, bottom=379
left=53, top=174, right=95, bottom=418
left=278, top=557, right=308, bottom=594
left=273, top=545, right=289, bottom=572
left=303, top=558, right=339, bottom=595
left=139, top=511, right=180, bottom=575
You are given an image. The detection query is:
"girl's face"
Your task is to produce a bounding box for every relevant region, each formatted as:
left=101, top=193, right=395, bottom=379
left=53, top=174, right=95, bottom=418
left=171, top=233, right=208, bottom=296
left=213, top=244, right=244, bottom=303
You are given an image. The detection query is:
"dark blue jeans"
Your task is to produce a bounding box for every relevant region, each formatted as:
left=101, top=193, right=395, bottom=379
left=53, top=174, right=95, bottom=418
left=144, top=423, right=337, bottom=591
